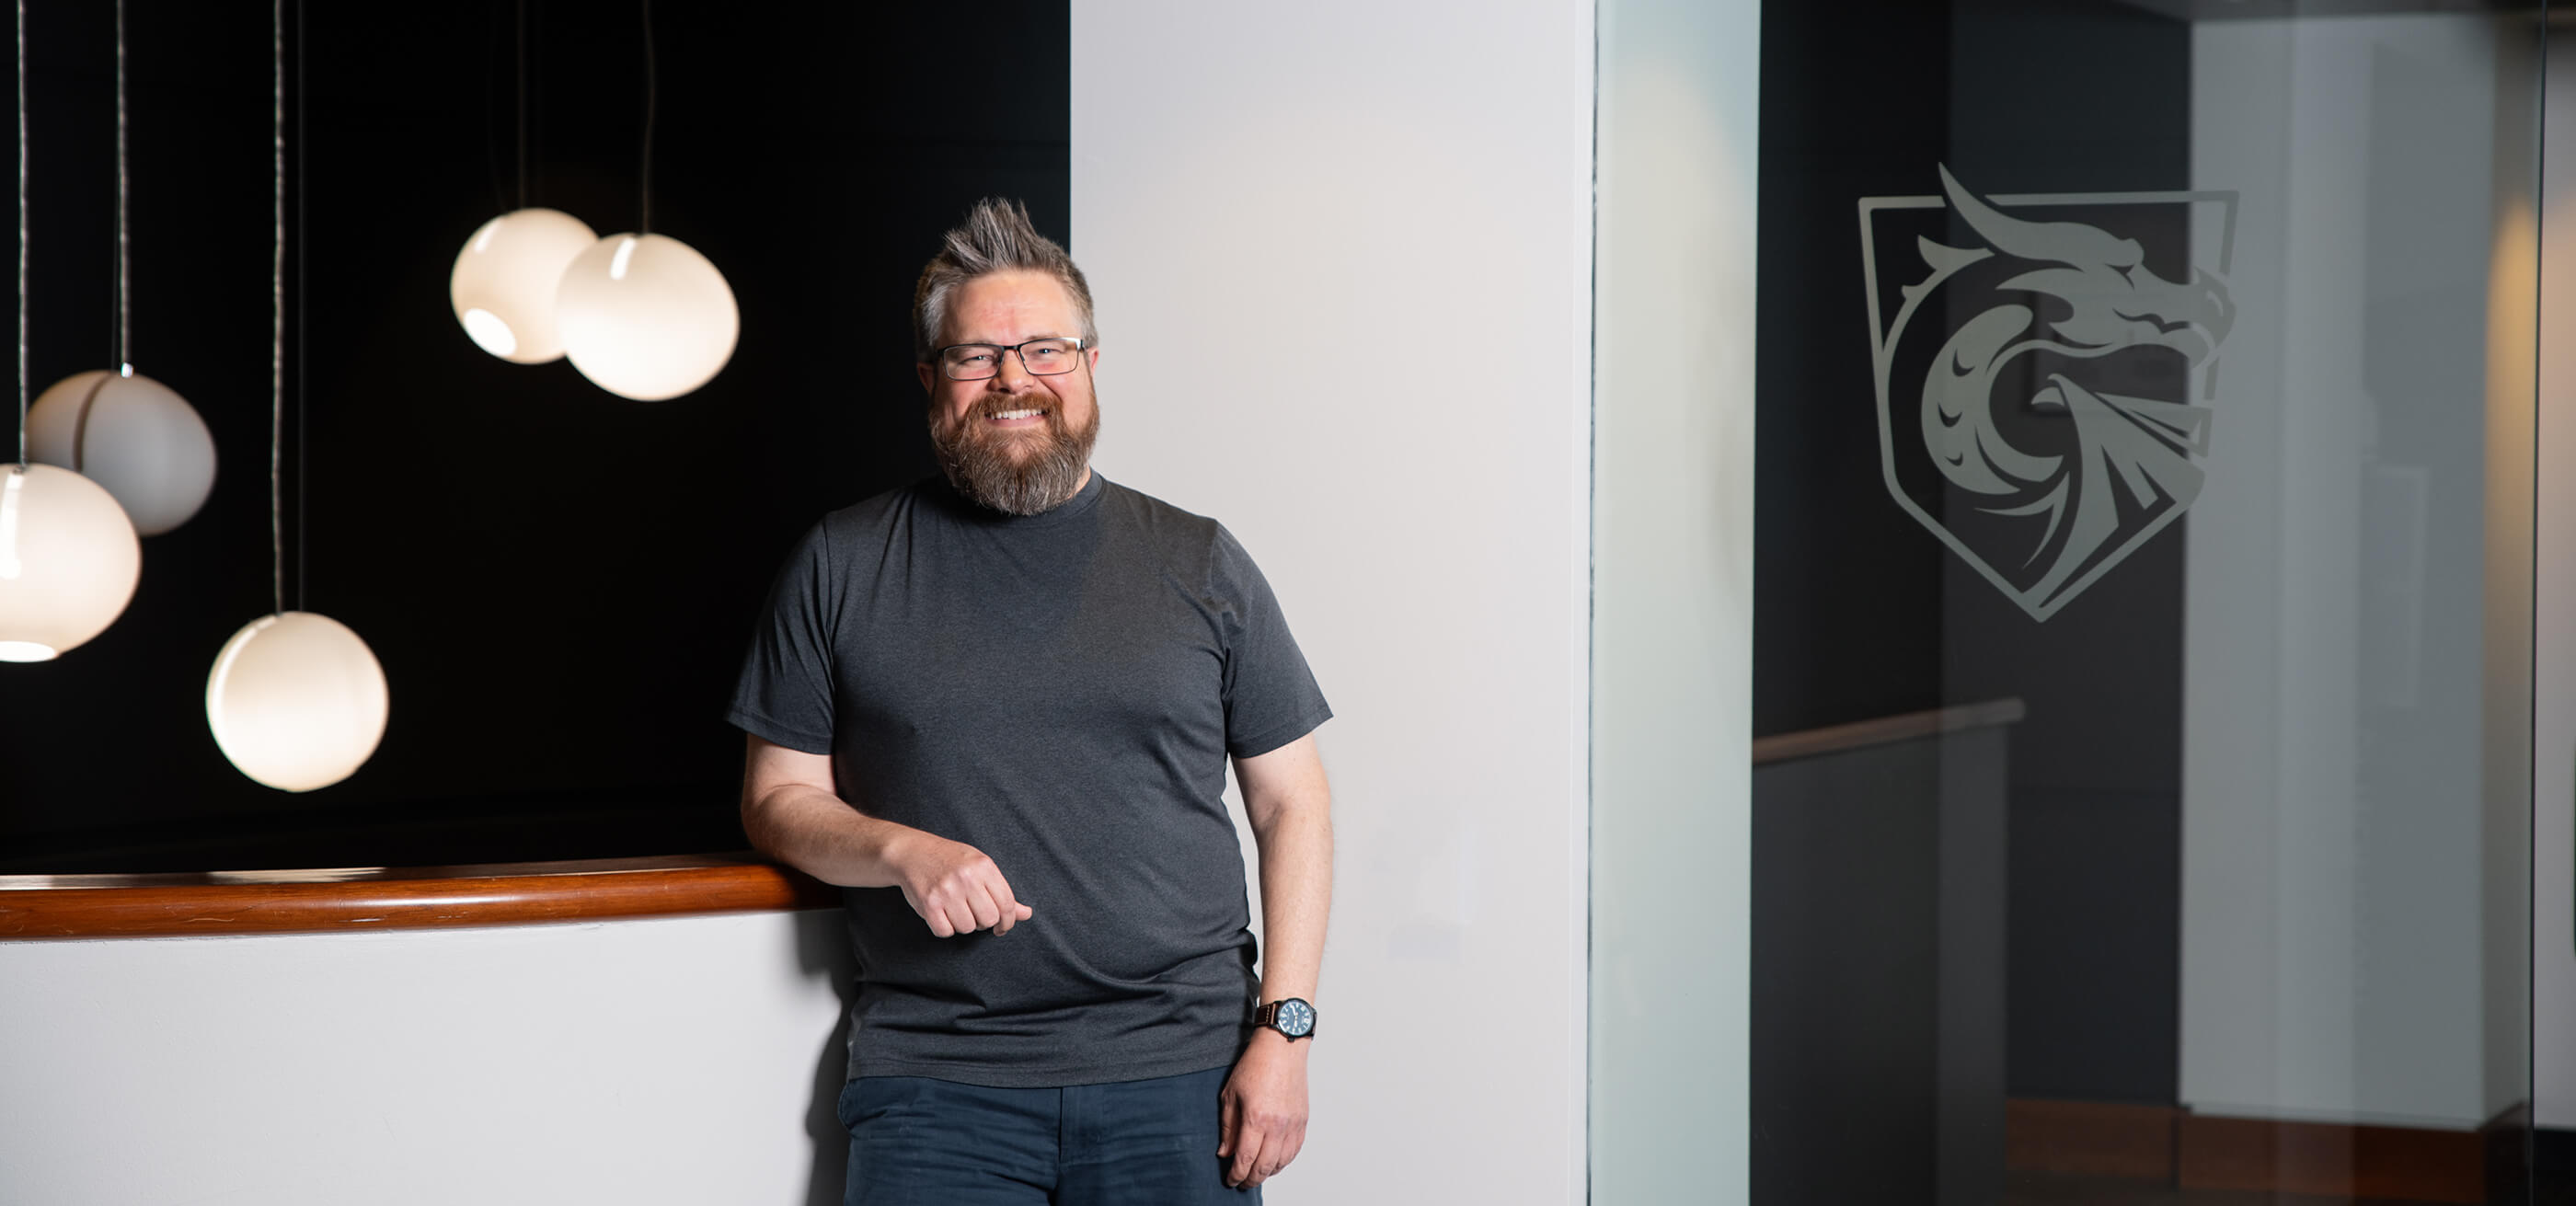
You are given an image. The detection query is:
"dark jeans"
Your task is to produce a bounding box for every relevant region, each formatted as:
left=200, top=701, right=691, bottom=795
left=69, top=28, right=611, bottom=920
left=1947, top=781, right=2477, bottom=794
left=837, top=1064, right=1256, bottom=1205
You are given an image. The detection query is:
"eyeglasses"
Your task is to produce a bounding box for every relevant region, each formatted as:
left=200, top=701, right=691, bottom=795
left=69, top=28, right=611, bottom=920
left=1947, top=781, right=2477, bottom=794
left=933, top=337, right=1088, bottom=381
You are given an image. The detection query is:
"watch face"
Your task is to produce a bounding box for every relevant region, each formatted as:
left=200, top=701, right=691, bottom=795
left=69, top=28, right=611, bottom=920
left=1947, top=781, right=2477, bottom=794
left=1272, top=998, right=1315, bottom=1038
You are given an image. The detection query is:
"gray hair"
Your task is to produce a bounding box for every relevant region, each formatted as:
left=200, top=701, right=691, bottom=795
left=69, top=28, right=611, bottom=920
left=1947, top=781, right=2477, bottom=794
left=912, top=198, right=1098, bottom=361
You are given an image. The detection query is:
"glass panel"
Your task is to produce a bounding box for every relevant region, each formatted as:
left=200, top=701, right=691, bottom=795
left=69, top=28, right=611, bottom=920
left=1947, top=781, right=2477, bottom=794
left=1751, top=2, right=2544, bottom=1202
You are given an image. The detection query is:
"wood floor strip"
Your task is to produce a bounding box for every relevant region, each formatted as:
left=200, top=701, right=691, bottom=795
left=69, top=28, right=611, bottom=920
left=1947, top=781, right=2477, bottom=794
left=2006, top=1098, right=2179, bottom=1180
left=2174, top=1112, right=2484, bottom=1203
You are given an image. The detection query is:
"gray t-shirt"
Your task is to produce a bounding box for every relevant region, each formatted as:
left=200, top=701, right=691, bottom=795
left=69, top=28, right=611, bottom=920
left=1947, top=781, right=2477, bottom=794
left=728, top=472, right=1331, bottom=1087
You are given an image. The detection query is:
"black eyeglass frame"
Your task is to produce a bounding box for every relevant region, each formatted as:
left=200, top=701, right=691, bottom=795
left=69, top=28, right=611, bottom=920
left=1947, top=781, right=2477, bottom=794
left=929, top=337, right=1092, bottom=381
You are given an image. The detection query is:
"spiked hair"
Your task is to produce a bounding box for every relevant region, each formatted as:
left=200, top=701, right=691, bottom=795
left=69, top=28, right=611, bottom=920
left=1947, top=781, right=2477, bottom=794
left=911, top=198, right=1098, bottom=362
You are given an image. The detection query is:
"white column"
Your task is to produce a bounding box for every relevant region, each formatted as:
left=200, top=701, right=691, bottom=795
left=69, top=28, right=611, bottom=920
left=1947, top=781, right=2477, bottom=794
left=2184, top=14, right=2525, bottom=1128
left=1070, top=4, right=1596, bottom=1201
left=2531, top=28, right=2576, bottom=1134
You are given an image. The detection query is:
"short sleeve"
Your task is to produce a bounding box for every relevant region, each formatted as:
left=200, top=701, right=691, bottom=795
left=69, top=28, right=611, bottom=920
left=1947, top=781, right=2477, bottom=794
left=726, top=522, right=840, bottom=755
left=1212, top=525, right=1333, bottom=758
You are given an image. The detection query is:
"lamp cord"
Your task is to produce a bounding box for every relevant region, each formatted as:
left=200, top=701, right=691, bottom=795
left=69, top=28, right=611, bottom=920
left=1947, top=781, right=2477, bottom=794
left=112, top=0, right=128, bottom=374
left=270, top=0, right=283, bottom=615
left=294, top=0, right=305, bottom=613
left=638, top=0, right=654, bottom=235
left=515, top=0, right=527, bottom=211
left=480, top=0, right=500, bottom=215
left=15, top=0, right=27, bottom=471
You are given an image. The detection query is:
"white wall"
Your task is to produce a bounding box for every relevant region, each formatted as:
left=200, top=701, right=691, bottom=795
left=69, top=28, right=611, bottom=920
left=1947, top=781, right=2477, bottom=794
left=1591, top=1, right=1759, bottom=1203
left=2182, top=14, right=2536, bottom=1129
left=1070, top=3, right=1594, bottom=1200
left=0, top=911, right=856, bottom=1205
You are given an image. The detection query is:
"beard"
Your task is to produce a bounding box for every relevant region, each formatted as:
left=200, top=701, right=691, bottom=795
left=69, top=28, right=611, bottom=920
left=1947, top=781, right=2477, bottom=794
left=927, top=388, right=1101, bottom=516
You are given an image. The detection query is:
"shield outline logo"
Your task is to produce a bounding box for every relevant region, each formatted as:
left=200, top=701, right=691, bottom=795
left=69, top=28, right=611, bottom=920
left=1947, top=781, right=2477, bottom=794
left=1858, top=182, right=2239, bottom=621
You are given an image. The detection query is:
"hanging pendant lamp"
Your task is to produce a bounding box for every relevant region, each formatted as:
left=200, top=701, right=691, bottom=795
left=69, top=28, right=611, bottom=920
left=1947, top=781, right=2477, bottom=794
left=558, top=231, right=735, bottom=400
left=558, top=0, right=736, bottom=401
left=0, top=465, right=140, bottom=662
left=29, top=370, right=216, bottom=535
left=207, top=610, right=386, bottom=792
left=0, top=0, right=141, bottom=663
left=207, top=0, right=385, bottom=792
left=451, top=207, right=594, bottom=362
left=448, top=1, right=594, bottom=362
left=29, top=0, right=216, bottom=536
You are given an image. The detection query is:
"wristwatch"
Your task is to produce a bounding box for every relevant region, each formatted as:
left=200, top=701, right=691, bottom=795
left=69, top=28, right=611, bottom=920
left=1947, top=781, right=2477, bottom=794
left=1253, top=997, right=1317, bottom=1041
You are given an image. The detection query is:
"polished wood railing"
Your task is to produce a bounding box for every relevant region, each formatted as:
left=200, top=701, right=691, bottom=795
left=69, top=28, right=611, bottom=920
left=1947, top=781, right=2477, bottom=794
left=1750, top=697, right=2027, bottom=765
left=0, top=853, right=839, bottom=940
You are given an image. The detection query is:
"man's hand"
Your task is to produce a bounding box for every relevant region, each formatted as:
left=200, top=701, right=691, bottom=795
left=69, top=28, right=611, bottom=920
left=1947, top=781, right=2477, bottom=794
left=741, top=737, right=1034, bottom=938
left=1218, top=1030, right=1309, bottom=1189
left=888, top=831, right=1033, bottom=937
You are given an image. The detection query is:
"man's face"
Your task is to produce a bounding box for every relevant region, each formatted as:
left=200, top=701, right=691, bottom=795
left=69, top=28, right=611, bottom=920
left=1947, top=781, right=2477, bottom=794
left=919, top=270, right=1102, bottom=515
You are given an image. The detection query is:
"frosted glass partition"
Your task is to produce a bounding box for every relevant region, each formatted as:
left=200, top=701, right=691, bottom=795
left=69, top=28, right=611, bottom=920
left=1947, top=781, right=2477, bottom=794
left=1592, top=0, right=1762, bottom=1202
left=1736, top=2, right=2543, bottom=1203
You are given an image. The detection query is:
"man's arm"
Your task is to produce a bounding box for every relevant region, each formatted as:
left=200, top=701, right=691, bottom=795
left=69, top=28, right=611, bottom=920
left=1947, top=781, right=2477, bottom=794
left=1219, top=731, right=1333, bottom=1189
left=740, top=733, right=1032, bottom=937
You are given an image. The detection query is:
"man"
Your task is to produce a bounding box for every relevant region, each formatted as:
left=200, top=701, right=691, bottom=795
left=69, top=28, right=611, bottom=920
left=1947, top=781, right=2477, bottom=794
left=730, top=197, right=1333, bottom=1205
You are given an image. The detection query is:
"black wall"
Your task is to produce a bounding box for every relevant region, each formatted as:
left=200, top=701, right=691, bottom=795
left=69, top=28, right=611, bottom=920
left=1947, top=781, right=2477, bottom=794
left=1947, top=0, right=2191, bottom=1108
left=1754, top=0, right=2190, bottom=1111
left=0, top=2, right=1069, bottom=871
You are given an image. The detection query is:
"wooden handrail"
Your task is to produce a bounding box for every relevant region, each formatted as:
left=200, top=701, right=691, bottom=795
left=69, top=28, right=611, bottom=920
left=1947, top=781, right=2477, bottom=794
left=0, top=853, right=841, bottom=940
left=4, top=701, right=2027, bottom=936
left=1751, top=698, right=2027, bottom=766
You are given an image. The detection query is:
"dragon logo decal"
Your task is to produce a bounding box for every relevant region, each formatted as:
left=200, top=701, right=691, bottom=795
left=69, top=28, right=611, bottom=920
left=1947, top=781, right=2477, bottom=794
left=1861, top=167, right=2238, bottom=621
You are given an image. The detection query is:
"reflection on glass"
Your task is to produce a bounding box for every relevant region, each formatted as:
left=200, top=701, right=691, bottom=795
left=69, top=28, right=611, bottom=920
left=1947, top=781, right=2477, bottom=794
left=1743, top=2, right=2545, bottom=1202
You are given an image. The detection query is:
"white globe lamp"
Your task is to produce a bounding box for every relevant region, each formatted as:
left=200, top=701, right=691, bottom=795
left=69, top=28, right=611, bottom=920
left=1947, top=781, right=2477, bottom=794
left=556, top=232, right=739, bottom=400
left=0, top=463, right=142, bottom=661
left=449, top=206, right=598, bottom=362
left=206, top=610, right=389, bottom=792
left=27, top=369, right=218, bottom=534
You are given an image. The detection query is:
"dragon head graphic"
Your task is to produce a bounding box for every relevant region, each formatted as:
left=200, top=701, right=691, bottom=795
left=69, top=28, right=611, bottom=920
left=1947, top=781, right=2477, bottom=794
left=1868, top=166, right=2236, bottom=619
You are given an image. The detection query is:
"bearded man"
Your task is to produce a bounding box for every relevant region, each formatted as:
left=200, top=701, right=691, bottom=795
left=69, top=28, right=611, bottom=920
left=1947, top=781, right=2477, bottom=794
left=730, top=198, right=1334, bottom=1205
